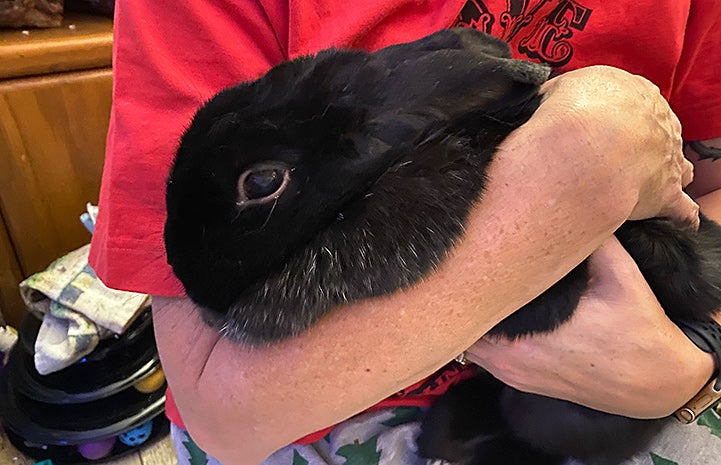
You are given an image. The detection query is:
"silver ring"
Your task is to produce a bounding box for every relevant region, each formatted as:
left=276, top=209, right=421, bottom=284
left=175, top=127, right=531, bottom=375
left=454, top=352, right=470, bottom=365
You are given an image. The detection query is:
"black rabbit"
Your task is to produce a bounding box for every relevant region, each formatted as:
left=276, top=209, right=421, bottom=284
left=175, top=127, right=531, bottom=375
left=164, top=28, right=721, bottom=465
left=165, top=27, right=549, bottom=343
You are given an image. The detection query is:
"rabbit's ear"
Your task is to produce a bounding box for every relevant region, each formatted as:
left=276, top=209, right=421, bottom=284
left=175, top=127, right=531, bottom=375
left=492, top=57, right=551, bottom=86
left=378, top=28, right=513, bottom=62
left=427, top=28, right=550, bottom=85
left=369, top=31, right=549, bottom=127
left=453, top=27, right=513, bottom=59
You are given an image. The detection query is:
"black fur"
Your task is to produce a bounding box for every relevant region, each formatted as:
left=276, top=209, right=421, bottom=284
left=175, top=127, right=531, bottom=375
left=165, top=28, right=547, bottom=343
left=164, top=28, right=721, bottom=465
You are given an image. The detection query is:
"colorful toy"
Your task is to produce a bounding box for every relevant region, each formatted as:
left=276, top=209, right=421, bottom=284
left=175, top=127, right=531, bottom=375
left=133, top=367, right=165, bottom=393
left=119, top=421, right=153, bottom=446
left=77, top=437, right=116, bottom=460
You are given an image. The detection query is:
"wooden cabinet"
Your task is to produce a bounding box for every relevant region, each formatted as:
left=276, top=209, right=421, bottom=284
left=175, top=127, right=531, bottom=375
left=0, top=216, right=23, bottom=326
left=0, top=13, right=112, bottom=326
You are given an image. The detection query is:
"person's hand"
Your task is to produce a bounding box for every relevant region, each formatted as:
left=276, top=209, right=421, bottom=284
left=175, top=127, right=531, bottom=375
left=538, top=66, right=698, bottom=229
left=465, top=237, right=716, bottom=419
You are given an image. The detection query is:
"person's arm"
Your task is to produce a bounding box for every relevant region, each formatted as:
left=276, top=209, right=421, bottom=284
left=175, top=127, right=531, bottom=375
left=153, top=66, right=696, bottom=465
left=472, top=0, right=721, bottom=420
left=467, top=236, right=717, bottom=418
left=468, top=136, right=721, bottom=419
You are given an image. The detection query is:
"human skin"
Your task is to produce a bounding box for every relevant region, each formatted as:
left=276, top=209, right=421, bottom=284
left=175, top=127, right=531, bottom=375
left=152, top=66, right=698, bottom=465
left=686, top=137, right=721, bottom=218
left=467, top=136, right=721, bottom=416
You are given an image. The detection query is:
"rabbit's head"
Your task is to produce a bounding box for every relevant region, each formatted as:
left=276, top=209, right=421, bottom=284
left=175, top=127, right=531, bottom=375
left=165, top=28, right=549, bottom=343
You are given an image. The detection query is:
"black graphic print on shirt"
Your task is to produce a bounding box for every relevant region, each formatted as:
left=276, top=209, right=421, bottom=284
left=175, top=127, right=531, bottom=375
left=454, top=0, right=593, bottom=67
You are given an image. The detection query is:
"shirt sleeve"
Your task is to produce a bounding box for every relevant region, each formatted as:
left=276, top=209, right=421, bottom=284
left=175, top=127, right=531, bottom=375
left=89, top=0, right=467, bottom=296
left=89, top=0, right=287, bottom=295
left=669, top=0, right=721, bottom=141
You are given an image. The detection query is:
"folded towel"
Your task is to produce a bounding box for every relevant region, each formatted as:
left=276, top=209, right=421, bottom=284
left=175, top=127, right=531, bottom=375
left=19, top=244, right=149, bottom=374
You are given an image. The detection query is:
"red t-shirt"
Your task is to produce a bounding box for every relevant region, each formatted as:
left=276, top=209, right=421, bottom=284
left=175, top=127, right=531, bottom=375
left=89, top=0, right=721, bottom=445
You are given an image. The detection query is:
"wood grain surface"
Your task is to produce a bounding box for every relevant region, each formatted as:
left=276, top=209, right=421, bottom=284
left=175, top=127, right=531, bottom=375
left=0, top=12, right=113, bottom=80
left=0, top=68, right=111, bottom=278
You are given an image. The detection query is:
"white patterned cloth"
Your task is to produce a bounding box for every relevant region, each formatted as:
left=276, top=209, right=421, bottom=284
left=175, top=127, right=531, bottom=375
left=19, top=244, right=150, bottom=374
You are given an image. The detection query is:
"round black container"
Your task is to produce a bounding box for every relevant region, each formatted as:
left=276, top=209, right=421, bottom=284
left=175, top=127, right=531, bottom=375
left=14, top=310, right=160, bottom=404
left=0, top=309, right=168, bottom=463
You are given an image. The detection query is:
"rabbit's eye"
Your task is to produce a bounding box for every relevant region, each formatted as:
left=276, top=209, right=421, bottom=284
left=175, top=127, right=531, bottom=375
left=245, top=169, right=284, bottom=198
left=237, top=163, right=290, bottom=205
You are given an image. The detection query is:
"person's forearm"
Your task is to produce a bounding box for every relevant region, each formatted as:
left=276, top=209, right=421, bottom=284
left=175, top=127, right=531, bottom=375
left=155, top=105, right=653, bottom=465
left=604, top=135, right=721, bottom=415
left=462, top=136, right=721, bottom=420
